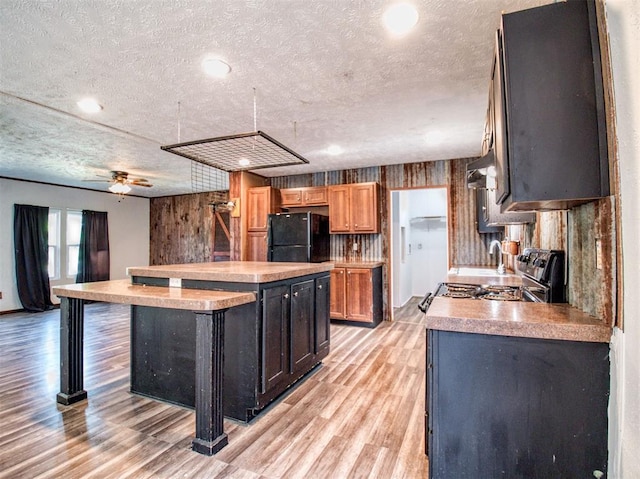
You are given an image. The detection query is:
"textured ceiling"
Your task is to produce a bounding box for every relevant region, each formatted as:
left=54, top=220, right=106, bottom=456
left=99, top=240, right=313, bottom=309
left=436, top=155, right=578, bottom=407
left=0, top=0, right=550, bottom=197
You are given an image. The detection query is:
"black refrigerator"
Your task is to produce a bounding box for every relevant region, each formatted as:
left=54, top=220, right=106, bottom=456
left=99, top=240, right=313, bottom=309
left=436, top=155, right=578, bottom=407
left=267, top=212, right=330, bottom=263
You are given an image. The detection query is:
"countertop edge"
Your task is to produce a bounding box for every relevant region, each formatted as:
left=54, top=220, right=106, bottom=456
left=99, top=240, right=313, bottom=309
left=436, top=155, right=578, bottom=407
left=127, top=261, right=334, bottom=283
left=425, top=298, right=612, bottom=343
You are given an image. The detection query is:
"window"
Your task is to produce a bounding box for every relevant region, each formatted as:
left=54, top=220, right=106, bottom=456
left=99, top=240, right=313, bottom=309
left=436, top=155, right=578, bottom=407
left=47, top=209, right=82, bottom=281
left=66, top=211, right=82, bottom=277
left=48, top=210, right=61, bottom=279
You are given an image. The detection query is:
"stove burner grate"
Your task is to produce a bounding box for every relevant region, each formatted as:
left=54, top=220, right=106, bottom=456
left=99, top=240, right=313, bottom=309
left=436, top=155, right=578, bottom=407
left=481, top=292, right=521, bottom=301
left=442, top=292, right=474, bottom=299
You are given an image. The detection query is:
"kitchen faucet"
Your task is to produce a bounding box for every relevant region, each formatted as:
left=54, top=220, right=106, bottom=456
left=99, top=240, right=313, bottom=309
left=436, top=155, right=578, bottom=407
left=489, top=239, right=506, bottom=274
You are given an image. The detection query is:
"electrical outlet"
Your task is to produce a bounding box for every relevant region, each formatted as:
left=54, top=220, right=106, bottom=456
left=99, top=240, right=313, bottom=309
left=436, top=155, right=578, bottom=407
left=353, top=242, right=358, bottom=252
left=169, top=278, right=182, bottom=288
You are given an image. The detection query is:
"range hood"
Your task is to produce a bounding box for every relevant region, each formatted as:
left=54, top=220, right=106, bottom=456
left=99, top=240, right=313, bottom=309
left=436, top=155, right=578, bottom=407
left=466, top=150, right=495, bottom=189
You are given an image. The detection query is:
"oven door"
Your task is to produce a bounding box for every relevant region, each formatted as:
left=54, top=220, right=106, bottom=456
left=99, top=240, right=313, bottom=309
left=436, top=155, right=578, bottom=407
left=521, top=276, right=548, bottom=302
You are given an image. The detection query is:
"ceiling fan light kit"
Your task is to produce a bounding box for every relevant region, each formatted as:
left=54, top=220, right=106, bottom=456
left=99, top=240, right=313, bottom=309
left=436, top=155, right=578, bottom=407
left=109, top=182, right=132, bottom=194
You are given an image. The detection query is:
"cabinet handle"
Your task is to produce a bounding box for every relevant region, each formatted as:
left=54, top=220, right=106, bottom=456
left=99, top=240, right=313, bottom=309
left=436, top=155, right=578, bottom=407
left=318, top=284, right=323, bottom=289
left=284, top=293, right=289, bottom=299
left=293, top=291, right=299, bottom=297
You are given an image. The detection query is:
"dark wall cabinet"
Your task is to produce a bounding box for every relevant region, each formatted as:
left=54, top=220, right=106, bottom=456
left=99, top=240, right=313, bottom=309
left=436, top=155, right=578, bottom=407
left=495, top=0, right=609, bottom=211
left=427, top=329, right=609, bottom=478
left=482, top=187, right=536, bottom=227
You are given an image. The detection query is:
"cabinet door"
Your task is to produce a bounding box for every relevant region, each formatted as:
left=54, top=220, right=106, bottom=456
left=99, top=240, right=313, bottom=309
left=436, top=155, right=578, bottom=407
left=280, top=188, right=303, bottom=207
left=247, top=187, right=270, bottom=231
left=261, top=285, right=289, bottom=394
left=314, top=275, right=330, bottom=354
left=290, top=280, right=314, bottom=375
left=345, top=268, right=372, bottom=322
left=492, top=31, right=510, bottom=205
left=328, top=185, right=351, bottom=233
left=303, top=186, right=328, bottom=205
left=330, top=268, right=346, bottom=319
left=350, top=183, right=379, bottom=233
left=247, top=231, right=268, bottom=261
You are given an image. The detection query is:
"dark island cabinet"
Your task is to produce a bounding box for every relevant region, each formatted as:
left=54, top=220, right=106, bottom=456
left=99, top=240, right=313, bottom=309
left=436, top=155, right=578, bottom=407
left=314, top=274, right=330, bottom=354
left=426, top=329, right=609, bottom=479
left=130, top=271, right=330, bottom=423
left=261, top=284, right=289, bottom=394
left=290, top=279, right=315, bottom=377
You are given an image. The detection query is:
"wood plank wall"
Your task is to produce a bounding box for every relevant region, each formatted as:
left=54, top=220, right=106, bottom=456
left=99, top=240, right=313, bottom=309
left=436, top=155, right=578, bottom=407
left=148, top=157, right=615, bottom=326
left=149, top=191, right=228, bottom=265
left=270, top=158, right=503, bottom=321
left=506, top=196, right=617, bottom=326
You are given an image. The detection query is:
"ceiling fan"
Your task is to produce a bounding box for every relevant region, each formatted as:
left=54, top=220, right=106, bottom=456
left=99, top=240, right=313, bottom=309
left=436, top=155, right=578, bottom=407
left=87, top=170, right=153, bottom=194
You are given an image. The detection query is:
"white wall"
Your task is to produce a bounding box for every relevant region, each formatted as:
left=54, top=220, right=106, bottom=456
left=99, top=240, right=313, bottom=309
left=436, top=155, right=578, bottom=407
left=0, top=178, right=150, bottom=312
left=391, top=191, right=414, bottom=307
left=606, top=0, right=640, bottom=477
left=391, top=188, right=448, bottom=308
left=408, top=188, right=448, bottom=296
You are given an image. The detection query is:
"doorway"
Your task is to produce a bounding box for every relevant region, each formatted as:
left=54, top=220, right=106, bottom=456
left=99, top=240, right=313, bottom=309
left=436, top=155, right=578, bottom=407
left=390, top=187, right=449, bottom=315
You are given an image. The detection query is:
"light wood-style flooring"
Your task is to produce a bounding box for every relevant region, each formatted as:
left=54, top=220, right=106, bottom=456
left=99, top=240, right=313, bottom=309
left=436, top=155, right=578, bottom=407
left=0, top=297, right=428, bottom=478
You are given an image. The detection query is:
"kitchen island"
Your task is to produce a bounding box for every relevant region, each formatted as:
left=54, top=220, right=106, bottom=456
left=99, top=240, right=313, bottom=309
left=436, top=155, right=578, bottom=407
left=53, top=261, right=332, bottom=456
left=126, top=261, right=333, bottom=423
left=424, top=295, right=611, bottom=478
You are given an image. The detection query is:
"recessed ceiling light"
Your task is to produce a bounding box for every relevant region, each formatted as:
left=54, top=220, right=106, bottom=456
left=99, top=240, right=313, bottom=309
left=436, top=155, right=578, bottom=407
left=383, top=3, right=419, bottom=36
left=327, top=145, right=343, bottom=155
left=202, top=58, right=231, bottom=78
left=77, top=98, right=103, bottom=113
left=238, top=158, right=251, bottom=167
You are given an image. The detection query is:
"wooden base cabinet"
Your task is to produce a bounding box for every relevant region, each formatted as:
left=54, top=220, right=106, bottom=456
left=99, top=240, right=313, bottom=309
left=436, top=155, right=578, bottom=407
left=330, top=265, right=383, bottom=327
left=426, top=329, right=609, bottom=478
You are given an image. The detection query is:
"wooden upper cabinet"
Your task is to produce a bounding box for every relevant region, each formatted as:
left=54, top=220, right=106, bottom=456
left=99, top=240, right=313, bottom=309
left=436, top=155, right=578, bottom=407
left=247, top=186, right=281, bottom=232
left=280, top=188, right=303, bottom=207
left=350, top=183, right=379, bottom=233
left=328, top=182, right=379, bottom=234
left=328, top=185, right=351, bottom=233
left=280, top=186, right=328, bottom=207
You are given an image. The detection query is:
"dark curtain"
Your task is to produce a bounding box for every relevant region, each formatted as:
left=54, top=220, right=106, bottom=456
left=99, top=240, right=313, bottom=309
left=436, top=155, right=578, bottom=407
left=14, top=204, right=54, bottom=312
left=76, top=210, right=110, bottom=283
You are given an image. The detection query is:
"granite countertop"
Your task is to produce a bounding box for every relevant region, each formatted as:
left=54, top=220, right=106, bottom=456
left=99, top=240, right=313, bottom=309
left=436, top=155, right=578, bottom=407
left=127, top=261, right=334, bottom=283
left=447, top=266, right=522, bottom=287
left=53, top=279, right=256, bottom=311
left=425, top=296, right=611, bottom=343
left=331, top=261, right=385, bottom=269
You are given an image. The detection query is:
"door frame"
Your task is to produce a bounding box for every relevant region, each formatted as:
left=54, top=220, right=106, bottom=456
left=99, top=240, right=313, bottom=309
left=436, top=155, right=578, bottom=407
left=388, top=186, right=450, bottom=320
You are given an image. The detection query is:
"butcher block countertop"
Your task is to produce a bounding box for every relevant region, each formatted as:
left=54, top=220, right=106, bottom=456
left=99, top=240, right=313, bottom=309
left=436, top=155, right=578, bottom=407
left=127, top=261, right=334, bottom=283
left=53, top=279, right=256, bottom=311
left=425, top=297, right=611, bottom=343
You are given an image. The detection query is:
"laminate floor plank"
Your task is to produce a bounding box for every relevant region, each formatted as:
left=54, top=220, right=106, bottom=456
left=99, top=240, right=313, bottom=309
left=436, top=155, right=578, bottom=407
left=0, top=301, right=428, bottom=478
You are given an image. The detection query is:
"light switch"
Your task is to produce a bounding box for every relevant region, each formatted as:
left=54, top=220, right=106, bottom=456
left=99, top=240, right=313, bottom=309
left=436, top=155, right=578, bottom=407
left=595, top=239, right=602, bottom=270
